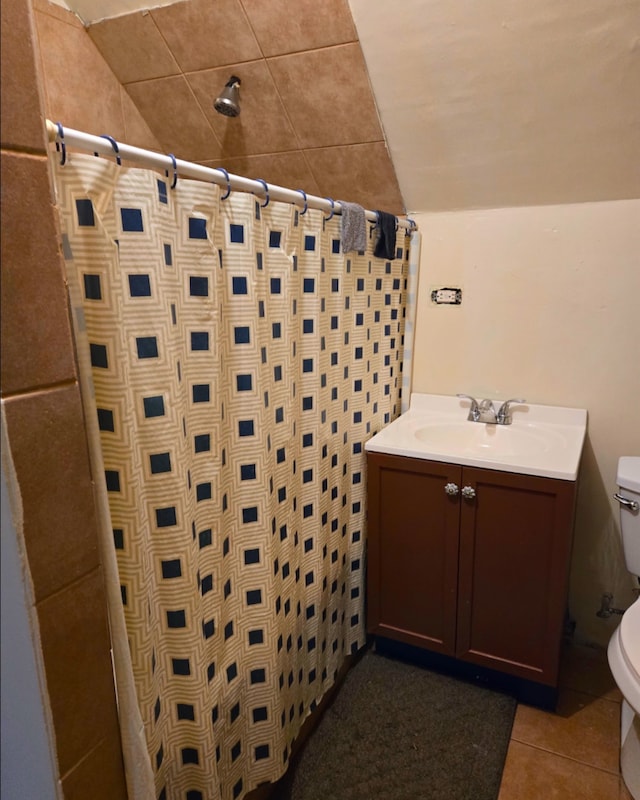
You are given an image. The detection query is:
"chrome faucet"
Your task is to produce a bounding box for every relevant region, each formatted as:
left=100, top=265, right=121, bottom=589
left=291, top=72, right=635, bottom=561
left=457, top=394, right=526, bottom=425
left=496, top=398, right=526, bottom=425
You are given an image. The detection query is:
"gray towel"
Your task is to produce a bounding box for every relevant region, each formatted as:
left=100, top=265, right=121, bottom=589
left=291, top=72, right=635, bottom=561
left=338, top=200, right=366, bottom=253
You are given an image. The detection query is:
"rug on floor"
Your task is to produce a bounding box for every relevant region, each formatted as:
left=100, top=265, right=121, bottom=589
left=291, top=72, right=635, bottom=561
left=272, top=649, right=517, bottom=800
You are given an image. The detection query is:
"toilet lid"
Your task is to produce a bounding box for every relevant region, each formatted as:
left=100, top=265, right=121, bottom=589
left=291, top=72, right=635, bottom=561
left=620, top=598, right=640, bottom=680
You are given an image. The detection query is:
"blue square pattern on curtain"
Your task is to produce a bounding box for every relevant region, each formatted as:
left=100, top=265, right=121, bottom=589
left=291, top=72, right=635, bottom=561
left=54, top=153, right=409, bottom=800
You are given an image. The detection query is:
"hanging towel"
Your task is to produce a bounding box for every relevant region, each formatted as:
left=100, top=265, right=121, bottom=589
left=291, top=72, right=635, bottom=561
left=338, top=200, right=367, bottom=253
left=374, top=210, right=397, bottom=260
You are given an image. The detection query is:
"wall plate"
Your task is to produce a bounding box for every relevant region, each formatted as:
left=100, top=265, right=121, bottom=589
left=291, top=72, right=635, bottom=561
left=431, top=287, right=462, bottom=305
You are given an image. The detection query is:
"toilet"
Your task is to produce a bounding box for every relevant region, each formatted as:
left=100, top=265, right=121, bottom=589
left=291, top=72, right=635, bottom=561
left=608, top=456, right=640, bottom=800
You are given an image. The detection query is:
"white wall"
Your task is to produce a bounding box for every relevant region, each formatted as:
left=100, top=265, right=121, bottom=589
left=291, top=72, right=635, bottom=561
left=410, top=198, right=640, bottom=647
left=351, top=0, right=640, bottom=212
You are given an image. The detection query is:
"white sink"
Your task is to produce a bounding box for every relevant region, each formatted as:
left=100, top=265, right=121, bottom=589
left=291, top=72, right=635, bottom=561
left=413, top=421, right=565, bottom=457
left=365, top=393, right=587, bottom=480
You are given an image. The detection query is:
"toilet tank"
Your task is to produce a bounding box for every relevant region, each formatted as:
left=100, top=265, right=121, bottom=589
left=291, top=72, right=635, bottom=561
left=617, top=457, right=640, bottom=576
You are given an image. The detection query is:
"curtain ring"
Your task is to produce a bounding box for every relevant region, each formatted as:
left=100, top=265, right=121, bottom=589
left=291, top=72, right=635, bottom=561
left=255, top=178, right=270, bottom=208
left=165, top=154, right=178, bottom=189
left=100, top=135, right=121, bottom=166
left=55, top=122, right=66, bottom=166
left=215, top=167, right=231, bottom=200
left=296, top=189, right=308, bottom=215
left=324, top=198, right=335, bottom=220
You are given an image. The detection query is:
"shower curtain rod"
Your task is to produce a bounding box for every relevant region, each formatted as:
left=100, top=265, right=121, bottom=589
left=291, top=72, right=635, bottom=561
left=46, top=120, right=416, bottom=232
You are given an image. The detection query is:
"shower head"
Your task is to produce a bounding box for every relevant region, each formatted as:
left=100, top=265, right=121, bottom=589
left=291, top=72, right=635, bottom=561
left=214, top=75, right=241, bottom=117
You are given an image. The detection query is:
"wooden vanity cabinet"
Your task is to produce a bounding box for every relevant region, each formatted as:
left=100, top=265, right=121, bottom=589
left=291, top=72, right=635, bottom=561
left=366, top=452, right=577, bottom=689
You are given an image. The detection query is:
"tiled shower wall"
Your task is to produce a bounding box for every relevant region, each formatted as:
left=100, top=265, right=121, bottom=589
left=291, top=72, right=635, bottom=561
left=32, top=0, right=163, bottom=150
left=0, top=0, right=127, bottom=796
left=36, top=0, right=404, bottom=214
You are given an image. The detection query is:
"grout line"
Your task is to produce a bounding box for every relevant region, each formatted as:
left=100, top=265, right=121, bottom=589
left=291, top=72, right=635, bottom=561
left=35, top=564, right=104, bottom=610
left=1, top=377, right=78, bottom=402
left=302, top=139, right=388, bottom=153
left=261, top=59, right=303, bottom=153
left=34, top=1, right=84, bottom=30
left=507, top=738, right=622, bottom=777
left=190, top=138, right=391, bottom=173
left=235, top=0, right=267, bottom=60
left=57, top=735, right=108, bottom=786
left=0, top=143, right=48, bottom=158
left=138, top=9, right=185, bottom=80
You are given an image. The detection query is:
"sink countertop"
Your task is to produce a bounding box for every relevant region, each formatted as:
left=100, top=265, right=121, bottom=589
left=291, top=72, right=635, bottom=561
left=364, top=393, right=588, bottom=481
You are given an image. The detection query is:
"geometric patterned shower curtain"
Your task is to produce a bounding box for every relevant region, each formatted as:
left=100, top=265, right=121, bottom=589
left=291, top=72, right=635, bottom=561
left=53, top=153, right=409, bottom=800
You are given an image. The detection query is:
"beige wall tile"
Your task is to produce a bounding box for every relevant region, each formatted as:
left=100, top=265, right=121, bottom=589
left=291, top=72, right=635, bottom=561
left=202, top=151, right=321, bottom=197
left=32, top=0, right=84, bottom=28
left=511, top=689, right=620, bottom=774
left=60, top=735, right=127, bottom=800
left=187, top=61, right=298, bottom=156
left=0, top=151, right=77, bottom=395
left=304, top=142, right=405, bottom=214
left=241, top=0, right=357, bottom=57
left=34, top=5, right=125, bottom=138
left=268, top=44, right=383, bottom=149
left=3, top=384, right=101, bottom=603
left=498, top=740, right=620, bottom=800
left=6, top=2, right=126, bottom=796
left=37, top=568, right=121, bottom=776
left=32, top=0, right=404, bottom=214
left=0, top=0, right=47, bottom=152
left=125, top=75, right=222, bottom=161
left=88, top=11, right=180, bottom=84
left=120, top=87, right=163, bottom=151
left=151, top=0, right=261, bottom=73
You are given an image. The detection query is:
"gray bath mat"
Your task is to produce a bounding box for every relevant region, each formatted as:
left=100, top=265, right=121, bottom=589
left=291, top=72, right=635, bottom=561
left=272, top=649, right=516, bottom=800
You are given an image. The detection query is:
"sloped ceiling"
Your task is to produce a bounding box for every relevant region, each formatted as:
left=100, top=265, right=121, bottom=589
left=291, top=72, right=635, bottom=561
left=61, top=0, right=640, bottom=212
left=349, top=0, right=640, bottom=211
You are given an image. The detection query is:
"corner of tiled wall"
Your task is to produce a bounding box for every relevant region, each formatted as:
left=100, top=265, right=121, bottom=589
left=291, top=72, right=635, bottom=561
left=31, top=0, right=163, bottom=150
left=0, top=0, right=127, bottom=796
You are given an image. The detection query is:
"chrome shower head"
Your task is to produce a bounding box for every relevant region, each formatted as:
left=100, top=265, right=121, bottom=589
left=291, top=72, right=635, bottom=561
left=214, top=75, right=241, bottom=117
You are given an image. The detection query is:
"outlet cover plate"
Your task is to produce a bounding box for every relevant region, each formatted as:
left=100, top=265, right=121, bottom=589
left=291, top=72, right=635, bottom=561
left=431, top=287, right=462, bottom=305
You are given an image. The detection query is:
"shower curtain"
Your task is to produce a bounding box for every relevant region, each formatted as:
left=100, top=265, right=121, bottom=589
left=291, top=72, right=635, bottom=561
left=53, top=153, right=410, bottom=800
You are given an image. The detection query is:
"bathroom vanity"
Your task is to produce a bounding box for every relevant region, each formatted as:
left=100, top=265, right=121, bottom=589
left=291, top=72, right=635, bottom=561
left=365, top=394, right=587, bottom=704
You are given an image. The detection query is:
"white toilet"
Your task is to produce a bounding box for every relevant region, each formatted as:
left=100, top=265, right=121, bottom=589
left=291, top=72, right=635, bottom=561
left=608, top=456, right=640, bottom=800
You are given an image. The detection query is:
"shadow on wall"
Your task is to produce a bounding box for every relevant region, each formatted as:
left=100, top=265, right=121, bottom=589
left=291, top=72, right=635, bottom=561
left=570, top=435, right=631, bottom=646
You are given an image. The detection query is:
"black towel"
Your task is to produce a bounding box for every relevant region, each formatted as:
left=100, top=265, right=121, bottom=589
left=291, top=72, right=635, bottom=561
left=374, top=210, right=397, bottom=260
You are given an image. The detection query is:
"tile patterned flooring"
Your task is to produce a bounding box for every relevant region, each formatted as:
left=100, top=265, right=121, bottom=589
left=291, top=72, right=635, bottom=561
left=498, top=642, right=633, bottom=800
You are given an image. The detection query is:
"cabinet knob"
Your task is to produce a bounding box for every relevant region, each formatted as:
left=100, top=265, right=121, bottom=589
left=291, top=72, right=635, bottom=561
left=444, top=482, right=459, bottom=496
left=461, top=485, right=476, bottom=500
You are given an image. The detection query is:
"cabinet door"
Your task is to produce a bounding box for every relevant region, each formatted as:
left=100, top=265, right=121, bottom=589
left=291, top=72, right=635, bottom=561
left=456, top=466, right=576, bottom=685
left=367, top=453, right=460, bottom=654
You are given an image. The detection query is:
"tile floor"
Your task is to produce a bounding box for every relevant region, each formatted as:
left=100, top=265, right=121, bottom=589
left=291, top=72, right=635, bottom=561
left=498, top=642, right=632, bottom=800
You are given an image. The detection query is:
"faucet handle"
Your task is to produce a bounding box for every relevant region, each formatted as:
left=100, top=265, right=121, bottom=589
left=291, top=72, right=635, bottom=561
left=497, top=398, right=526, bottom=425
left=456, top=393, right=480, bottom=421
